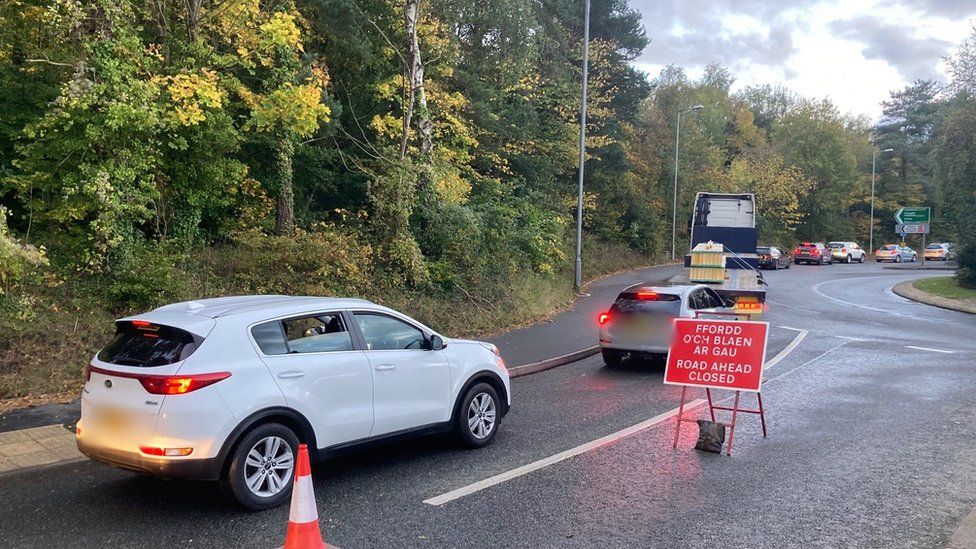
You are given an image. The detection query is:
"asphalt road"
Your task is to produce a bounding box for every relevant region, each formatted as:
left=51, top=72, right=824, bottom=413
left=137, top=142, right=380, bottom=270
left=1, top=262, right=975, bottom=548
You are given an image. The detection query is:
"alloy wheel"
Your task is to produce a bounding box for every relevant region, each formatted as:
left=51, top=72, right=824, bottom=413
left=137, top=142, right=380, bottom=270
left=243, top=435, right=295, bottom=498
left=467, top=393, right=497, bottom=440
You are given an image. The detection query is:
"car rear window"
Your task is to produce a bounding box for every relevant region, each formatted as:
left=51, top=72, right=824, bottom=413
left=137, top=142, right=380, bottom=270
left=827, top=242, right=844, bottom=248
left=611, top=291, right=682, bottom=316
left=881, top=245, right=898, bottom=250
left=97, top=321, right=201, bottom=367
left=756, top=246, right=771, bottom=254
left=799, top=243, right=817, bottom=249
left=926, top=244, right=943, bottom=250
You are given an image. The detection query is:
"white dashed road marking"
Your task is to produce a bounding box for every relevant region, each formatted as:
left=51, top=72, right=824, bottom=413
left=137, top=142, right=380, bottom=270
left=905, top=345, right=955, bottom=354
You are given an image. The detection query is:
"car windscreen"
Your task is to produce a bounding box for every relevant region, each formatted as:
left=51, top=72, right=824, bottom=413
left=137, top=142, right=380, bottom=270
left=610, top=292, right=682, bottom=316
left=97, top=321, right=202, bottom=367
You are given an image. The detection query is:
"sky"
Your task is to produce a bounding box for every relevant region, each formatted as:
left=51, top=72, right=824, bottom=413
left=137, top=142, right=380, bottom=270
left=629, top=0, right=976, bottom=120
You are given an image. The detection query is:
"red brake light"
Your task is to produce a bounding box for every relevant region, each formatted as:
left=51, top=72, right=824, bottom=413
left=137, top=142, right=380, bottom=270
left=636, top=291, right=659, bottom=300
left=841, top=248, right=847, bottom=253
left=599, top=312, right=610, bottom=325
left=85, top=363, right=93, bottom=381
left=138, top=372, right=231, bottom=395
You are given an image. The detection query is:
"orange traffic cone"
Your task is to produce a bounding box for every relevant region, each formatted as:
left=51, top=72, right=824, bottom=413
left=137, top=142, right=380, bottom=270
left=282, top=444, right=326, bottom=549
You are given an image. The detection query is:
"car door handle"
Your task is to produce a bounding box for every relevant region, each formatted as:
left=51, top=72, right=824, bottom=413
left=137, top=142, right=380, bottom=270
left=277, top=370, right=305, bottom=379
left=374, top=363, right=396, bottom=371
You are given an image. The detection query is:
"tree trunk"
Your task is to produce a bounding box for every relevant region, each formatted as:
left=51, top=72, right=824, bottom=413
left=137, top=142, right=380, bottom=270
left=403, top=0, right=435, bottom=207
left=401, top=0, right=434, bottom=162
left=273, top=137, right=295, bottom=236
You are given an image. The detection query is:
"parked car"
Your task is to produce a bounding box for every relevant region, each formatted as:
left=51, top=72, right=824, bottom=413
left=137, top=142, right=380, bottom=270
left=793, top=242, right=833, bottom=265
left=77, top=296, right=511, bottom=510
left=757, top=245, right=791, bottom=269
left=827, top=241, right=866, bottom=263
left=599, top=284, right=735, bottom=366
left=875, top=244, right=917, bottom=262
left=923, top=243, right=952, bottom=261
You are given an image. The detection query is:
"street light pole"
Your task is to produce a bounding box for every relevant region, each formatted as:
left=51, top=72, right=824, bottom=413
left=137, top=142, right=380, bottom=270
left=671, top=104, right=703, bottom=261
left=573, top=0, right=590, bottom=293
left=869, top=147, right=894, bottom=254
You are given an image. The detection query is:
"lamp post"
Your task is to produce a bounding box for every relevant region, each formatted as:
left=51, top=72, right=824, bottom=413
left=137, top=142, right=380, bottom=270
left=573, top=0, right=591, bottom=293
left=671, top=104, right=704, bottom=260
left=869, top=147, right=894, bottom=254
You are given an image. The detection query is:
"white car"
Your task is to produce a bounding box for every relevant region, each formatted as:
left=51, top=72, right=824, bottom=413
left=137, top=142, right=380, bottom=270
left=598, top=284, right=735, bottom=366
left=827, top=241, right=866, bottom=263
left=77, top=296, right=510, bottom=509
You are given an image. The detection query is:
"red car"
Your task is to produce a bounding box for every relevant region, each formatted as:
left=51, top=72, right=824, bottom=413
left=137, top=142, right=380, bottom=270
left=793, top=242, right=833, bottom=265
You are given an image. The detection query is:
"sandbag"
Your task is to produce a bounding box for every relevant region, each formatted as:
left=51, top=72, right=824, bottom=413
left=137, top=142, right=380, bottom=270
left=695, top=419, right=726, bottom=453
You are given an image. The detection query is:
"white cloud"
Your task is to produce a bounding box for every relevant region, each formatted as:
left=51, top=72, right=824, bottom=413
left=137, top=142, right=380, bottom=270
left=631, top=0, right=976, bottom=119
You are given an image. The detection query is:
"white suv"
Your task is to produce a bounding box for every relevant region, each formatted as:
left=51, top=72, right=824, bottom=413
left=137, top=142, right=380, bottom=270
left=76, top=296, right=511, bottom=509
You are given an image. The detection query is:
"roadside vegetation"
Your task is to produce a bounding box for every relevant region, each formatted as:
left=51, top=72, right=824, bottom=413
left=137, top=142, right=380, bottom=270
left=913, top=277, right=976, bottom=302
left=0, top=1, right=974, bottom=405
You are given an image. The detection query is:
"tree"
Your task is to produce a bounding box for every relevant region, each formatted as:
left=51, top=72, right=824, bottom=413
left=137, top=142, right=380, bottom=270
left=771, top=100, right=859, bottom=240
left=931, top=95, right=976, bottom=287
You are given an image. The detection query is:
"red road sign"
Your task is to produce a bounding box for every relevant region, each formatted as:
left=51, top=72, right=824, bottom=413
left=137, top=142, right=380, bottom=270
left=664, top=318, right=769, bottom=392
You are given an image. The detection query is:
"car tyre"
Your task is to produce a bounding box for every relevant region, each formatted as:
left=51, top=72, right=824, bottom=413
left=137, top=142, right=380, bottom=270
left=455, top=382, right=501, bottom=449
left=858, top=255, right=864, bottom=263
left=602, top=348, right=625, bottom=368
left=225, top=422, right=299, bottom=511
left=846, top=255, right=852, bottom=263
left=912, top=254, right=918, bottom=262
left=895, top=255, right=902, bottom=263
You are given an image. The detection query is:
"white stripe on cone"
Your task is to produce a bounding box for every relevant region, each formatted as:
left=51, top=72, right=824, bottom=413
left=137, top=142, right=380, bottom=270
left=289, top=475, right=318, bottom=524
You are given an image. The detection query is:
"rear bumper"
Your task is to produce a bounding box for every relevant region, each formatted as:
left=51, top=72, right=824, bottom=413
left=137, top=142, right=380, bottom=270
left=600, top=342, right=669, bottom=354
left=77, top=439, right=221, bottom=481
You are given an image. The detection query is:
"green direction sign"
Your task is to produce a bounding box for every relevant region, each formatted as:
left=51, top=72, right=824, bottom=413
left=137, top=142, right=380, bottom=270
left=895, top=207, right=930, bottom=224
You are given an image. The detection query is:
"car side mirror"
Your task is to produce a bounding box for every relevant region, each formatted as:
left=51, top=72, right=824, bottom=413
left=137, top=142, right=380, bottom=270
left=427, top=335, right=446, bottom=351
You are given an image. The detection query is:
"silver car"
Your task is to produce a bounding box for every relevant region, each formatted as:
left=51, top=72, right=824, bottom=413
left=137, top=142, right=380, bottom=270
left=874, top=244, right=917, bottom=263
left=598, top=284, right=734, bottom=366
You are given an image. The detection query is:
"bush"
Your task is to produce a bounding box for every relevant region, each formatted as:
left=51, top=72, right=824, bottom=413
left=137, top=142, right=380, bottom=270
left=107, top=244, right=188, bottom=311
left=200, top=225, right=373, bottom=297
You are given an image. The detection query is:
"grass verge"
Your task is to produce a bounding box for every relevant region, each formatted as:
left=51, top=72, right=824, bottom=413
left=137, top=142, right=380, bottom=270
left=913, top=277, right=976, bottom=301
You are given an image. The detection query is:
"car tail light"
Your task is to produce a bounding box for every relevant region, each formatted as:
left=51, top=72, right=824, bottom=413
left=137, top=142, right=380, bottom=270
left=85, top=363, right=93, bottom=382
left=841, top=248, right=847, bottom=253
left=138, top=372, right=231, bottom=395
left=86, top=366, right=231, bottom=395
left=636, top=291, right=659, bottom=300
left=793, top=248, right=800, bottom=255
left=139, top=446, right=193, bottom=457
left=599, top=312, right=610, bottom=325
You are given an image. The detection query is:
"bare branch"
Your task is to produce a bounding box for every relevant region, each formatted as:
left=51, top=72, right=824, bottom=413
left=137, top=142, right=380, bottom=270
left=25, top=57, right=74, bottom=68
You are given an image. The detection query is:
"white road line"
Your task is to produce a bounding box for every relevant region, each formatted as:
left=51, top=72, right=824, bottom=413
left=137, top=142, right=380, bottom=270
left=422, top=399, right=707, bottom=506
left=906, top=345, right=955, bottom=354
left=424, top=327, right=810, bottom=506
left=836, top=335, right=866, bottom=341
left=765, top=328, right=808, bottom=370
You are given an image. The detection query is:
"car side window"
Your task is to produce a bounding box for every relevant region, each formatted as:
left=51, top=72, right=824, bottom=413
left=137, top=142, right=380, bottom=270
left=281, top=313, right=353, bottom=353
left=354, top=313, right=426, bottom=351
left=251, top=320, right=289, bottom=355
